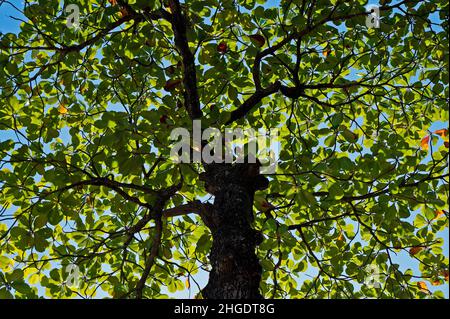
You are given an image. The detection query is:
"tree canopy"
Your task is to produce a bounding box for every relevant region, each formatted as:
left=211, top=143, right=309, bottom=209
left=0, top=0, right=448, bottom=299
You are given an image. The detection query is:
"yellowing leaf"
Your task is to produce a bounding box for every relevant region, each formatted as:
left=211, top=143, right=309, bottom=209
left=185, top=278, right=190, bottom=289
left=433, top=210, right=446, bottom=220
left=0, top=256, right=12, bottom=270
left=417, top=281, right=429, bottom=293
left=58, top=104, right=68, bottom=115
left=86, top=195, right=94, bottom=208
left=29, top=273, right=40, bottom=284
left=323, top=47, right=332, bottom=57
left=420, top=135, right=430, bottom=150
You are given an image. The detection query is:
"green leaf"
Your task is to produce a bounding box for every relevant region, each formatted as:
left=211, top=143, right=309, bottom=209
left=0, top=288, right=14, bottom=299
left=328, top=183, right=344, bottom=200
left=330, top=113, right=344, bottom=129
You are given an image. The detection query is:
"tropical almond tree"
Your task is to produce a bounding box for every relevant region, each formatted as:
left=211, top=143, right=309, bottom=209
left=0, top=0, right=448, bottom=299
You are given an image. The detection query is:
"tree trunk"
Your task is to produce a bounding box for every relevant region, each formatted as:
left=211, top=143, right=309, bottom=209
left=199, top=162, right=269, bottom=299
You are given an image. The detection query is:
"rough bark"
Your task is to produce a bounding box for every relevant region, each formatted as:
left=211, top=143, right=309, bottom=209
left=199, top=162, right=269, bottom=299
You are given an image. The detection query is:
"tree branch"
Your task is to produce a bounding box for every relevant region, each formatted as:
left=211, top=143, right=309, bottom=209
left=168, top=0, right=202, bottom=119
left=226, top=0, right=421, bottom=124
left=288, top=212, right=353, bottom=230
left=135, top=210, right=163, bottom=299
left=226, top=81, right=281, bottom=124
left=162, top=200, right=209, bottom=218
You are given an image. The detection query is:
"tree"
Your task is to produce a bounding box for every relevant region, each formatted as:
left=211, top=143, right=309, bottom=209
left=0, top=0, right=448, bottom=299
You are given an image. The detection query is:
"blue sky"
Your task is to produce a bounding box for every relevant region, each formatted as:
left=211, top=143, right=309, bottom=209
left=0, top=0, right=448, bottom=299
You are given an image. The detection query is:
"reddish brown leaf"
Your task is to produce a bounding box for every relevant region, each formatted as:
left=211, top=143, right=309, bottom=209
left=431, top=279, right=441, bottom=286
left=434, top=128, right=448, bottom=138
left=217, top=41, right=228, bottom=54
left=409, top=246, right=423, bottom=256
left=120, top=8, right=129, bottom=18
left=166, top=65, right=176, bottom=75
left=442, top=269, right=449, bottom=281
left=249, top=34, right=265, bottom=48
left=261, top=200, right=274, bottom=211
left=164, top=79, right=182, bottom=91
left=159, top=115, right=168, bottom=124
